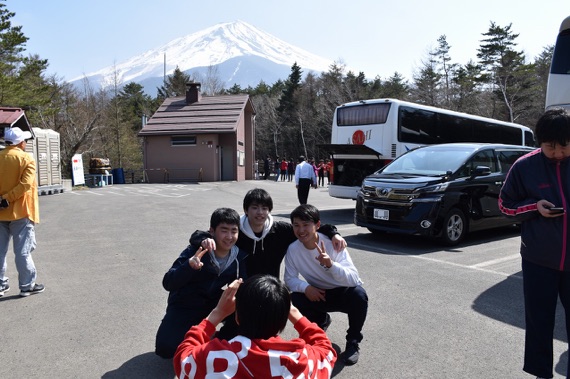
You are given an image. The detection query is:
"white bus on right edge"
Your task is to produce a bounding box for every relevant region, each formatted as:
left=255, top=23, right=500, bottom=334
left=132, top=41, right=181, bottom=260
left=546, top=15, right=570, bottom=110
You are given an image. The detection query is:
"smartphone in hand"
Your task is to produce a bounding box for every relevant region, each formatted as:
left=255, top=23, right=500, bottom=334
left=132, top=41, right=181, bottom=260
left=546, top=205, right=565, bottom=214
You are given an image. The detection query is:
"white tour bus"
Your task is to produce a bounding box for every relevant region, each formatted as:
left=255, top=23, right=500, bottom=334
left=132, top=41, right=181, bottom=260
left=546, top=15, right=570, bottom=110
left=320, top=98, right=536, bottom=200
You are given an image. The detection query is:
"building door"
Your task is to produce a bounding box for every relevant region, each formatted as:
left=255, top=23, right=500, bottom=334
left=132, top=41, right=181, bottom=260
left=221, top=145, right=234, bottom=181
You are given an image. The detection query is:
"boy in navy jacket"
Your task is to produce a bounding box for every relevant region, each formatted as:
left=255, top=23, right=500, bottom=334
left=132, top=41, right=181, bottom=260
left=155, top=208, right=247, bottom=359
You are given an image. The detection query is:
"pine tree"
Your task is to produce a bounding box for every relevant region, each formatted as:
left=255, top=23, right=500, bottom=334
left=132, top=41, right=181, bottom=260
left=432, top=35, right=456, bottom=107
left=382, top=72, right=409, bottom=99
left=277, top=62, right=302, bottom=122
left=451, top=61, right=483, bottom=114
left=119, top=82, right=153, bottom=132
left=274, top=62, right=303, bottom=157
left=412, top=57, right=441, bottom=106
left=0, top=2, right=50, bottom=109
left=156, top=66, right=193, bottom=98
left=477, top=22, right=532, bottom=122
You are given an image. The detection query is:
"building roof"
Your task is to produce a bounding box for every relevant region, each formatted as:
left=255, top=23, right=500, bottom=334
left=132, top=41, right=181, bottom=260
left=138, top=94, right=255, bottom=136
left=0, top=107, right=35, bottom=145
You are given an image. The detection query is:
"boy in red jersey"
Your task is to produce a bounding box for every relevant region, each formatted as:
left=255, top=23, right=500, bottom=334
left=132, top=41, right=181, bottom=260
left=174, top=275, right=336, bottom=379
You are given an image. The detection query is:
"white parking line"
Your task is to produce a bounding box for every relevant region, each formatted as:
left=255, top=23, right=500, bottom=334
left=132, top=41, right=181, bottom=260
left=470, top=254, right=521, bottom=268
left=82, top=190, right=104, bottom=196
left=104, top=191, right=126, bottom=196
left=348, top=240, right=522, bottom=279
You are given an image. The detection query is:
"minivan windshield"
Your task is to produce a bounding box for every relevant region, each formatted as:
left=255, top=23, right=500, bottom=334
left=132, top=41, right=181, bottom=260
left=382, top=147, right=475, bottom=176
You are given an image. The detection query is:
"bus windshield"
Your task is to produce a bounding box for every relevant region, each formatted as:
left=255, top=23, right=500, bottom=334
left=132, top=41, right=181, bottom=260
left=551, top=29, right=570, bottom=74
left=546, top=16, right=570, bottom=110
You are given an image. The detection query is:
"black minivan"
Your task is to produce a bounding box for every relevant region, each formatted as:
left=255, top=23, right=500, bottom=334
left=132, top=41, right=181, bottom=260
left=354, top=143, right=534, bottom=245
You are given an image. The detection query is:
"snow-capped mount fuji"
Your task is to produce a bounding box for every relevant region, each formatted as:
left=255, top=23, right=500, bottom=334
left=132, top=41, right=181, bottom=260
left=73, top=20, right=334, bottom=95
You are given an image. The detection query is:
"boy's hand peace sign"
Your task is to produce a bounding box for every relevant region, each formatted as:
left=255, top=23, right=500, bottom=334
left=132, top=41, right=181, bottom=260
left=315, top=240, right=332, bottom=269
left=189, top=246, right=208, bottom=270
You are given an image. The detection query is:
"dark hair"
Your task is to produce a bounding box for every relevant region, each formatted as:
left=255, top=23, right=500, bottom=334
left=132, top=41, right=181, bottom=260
left=210, top=208, right=240, bottom=229
left=290, top=204, right=320, bottom=224
left=235, top=275, right=290, bottom=339
left=535, top=108, right=570, bottom=146
left=298, top=155, right=305, bottom=163
left=243, top=188, right=273, bottom=211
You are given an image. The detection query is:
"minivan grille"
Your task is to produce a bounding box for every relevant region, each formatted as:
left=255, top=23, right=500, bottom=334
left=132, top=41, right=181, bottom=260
left=361, top=184, right=419, bottom=203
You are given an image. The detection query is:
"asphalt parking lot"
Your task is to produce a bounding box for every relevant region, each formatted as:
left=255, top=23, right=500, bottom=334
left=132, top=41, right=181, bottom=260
left=0, top=180, right=568, bottom=378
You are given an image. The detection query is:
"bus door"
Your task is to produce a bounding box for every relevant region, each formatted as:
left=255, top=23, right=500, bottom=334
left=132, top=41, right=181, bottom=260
left=319, top=144, right=388, bottom=199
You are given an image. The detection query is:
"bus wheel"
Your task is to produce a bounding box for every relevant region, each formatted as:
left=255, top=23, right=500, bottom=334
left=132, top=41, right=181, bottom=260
left=439, top=208, right=467, bottom=246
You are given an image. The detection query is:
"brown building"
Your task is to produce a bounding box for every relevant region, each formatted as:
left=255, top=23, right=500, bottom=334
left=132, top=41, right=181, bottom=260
left=0, top=107, right=35, bottom=147
left=138, top=83, right=256, bottom=183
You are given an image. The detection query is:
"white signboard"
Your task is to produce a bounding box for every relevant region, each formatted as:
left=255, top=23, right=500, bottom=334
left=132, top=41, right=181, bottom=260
left=71, top=154, right=85, bottom=186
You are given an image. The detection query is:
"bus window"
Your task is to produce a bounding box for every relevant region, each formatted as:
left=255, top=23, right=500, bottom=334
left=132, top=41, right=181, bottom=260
left=437, top=114, right=475, bottom=143
left=398, top=106, right=438, bottom=143
left=337, top=103, right=391, bottom=126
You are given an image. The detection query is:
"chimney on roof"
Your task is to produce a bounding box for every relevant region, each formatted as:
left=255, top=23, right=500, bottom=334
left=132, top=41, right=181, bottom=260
left=186, top=82, right=202, bottom=104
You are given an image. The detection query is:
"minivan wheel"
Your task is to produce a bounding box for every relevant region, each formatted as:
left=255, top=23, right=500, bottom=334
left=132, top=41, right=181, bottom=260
left=439, top=208, right=467, bottom=246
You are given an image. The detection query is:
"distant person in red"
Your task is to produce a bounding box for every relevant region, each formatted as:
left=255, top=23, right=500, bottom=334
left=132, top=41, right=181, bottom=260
left=174, top=275, right=337, bottom=379
left=280, top=158, right=288, bottom=182
left=325, top=159, right=332, bottom=184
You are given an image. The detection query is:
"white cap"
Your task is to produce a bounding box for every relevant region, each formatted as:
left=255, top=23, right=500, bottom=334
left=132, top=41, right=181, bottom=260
left=4, top=127, right=32, bottom=145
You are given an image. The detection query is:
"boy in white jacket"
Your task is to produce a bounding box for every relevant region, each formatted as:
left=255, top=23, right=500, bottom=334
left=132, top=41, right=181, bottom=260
left=284, top=204, right=368, bottom=365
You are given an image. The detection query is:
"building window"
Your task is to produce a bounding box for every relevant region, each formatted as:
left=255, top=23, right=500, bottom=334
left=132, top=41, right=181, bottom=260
left=171, top=136, right=197, bottom=146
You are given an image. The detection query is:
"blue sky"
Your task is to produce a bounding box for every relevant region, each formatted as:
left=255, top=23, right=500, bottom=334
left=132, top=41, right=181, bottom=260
left=9, top=0, right=570, bottom=83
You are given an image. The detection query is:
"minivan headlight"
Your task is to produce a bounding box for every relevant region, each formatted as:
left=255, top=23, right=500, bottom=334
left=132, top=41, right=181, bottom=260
left=417, top=182, right=449, bottom=194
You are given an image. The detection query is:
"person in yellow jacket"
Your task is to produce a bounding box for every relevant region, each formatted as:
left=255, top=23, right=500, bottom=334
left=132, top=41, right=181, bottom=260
left=0, top=127, right=44, bottom=297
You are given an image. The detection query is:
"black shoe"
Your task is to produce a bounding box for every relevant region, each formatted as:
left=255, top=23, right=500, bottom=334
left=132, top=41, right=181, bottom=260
left=0, top=282, right=9, bottom=297
left=343, top=341, right=360, bottom=365
left=20, top=283, right=45, bottom=297
left=320, top=314, right=332, bottom=332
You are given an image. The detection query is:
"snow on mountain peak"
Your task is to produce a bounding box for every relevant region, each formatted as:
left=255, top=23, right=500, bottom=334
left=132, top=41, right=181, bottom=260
left=74, top=20, right=333, bottom=87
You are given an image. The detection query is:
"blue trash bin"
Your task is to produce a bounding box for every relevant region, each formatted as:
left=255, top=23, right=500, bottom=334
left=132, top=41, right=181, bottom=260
left=112, top=168, right=125, bottom=184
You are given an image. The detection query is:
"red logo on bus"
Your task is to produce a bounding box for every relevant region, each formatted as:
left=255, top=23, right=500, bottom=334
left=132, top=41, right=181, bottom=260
left=352, top=130, right=365, bottom=145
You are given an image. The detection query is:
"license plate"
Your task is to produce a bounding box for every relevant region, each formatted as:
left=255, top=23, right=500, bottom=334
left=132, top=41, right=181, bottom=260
left=373, top=209, right=389, bottom=220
